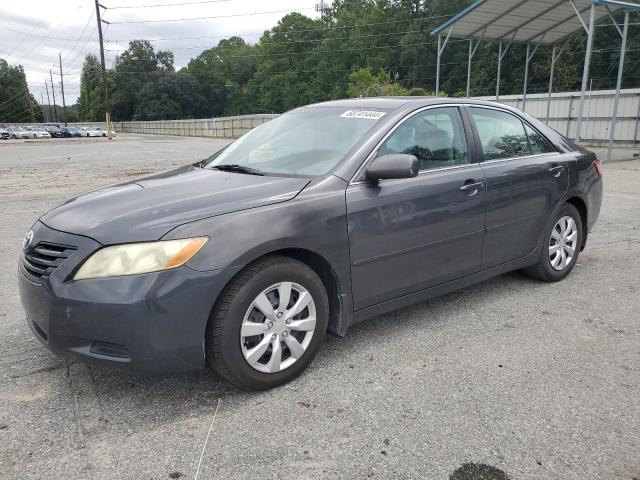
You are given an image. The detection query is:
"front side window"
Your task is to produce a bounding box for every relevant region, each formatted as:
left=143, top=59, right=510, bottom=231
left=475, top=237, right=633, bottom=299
left=206, top=106, right=389, bottom=177
left=377, top=106, right=469, bottom=171
left=470, top=107, right=531, bottom=160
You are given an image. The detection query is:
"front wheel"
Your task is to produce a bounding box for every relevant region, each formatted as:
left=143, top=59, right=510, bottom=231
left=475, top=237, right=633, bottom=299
left=524, top=203, right=583, bottom=282
left=207, top=256, right=329, bottom=390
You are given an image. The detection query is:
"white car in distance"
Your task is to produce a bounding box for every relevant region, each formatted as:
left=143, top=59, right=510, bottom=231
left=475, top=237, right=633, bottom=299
left=94, top=127, right=116, bottom=137
left=32, top=128, right=52, bottom=139
left=79, top=126, right=103, bottom=137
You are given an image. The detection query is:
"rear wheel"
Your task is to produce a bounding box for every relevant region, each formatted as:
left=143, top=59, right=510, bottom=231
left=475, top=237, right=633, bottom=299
left=524, top=203, right=583, bottom=282
left=207, top=256, right=329, bottom=390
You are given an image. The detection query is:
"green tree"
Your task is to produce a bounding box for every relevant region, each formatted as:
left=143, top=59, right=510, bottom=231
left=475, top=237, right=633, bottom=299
left=63, top=0, right=640, bottom=120
left=0, top=59, right=42, bottom=123
left=347, top=67, right=409, bottom=96
left=78, top=54, right=104, bottom=122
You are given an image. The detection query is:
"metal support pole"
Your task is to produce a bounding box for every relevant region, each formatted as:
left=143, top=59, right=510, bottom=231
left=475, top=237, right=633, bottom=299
left=523, top=44, right=531, bottom=111
left=547, top=46, right=557, bottom=124
left=466, top=38, right=482, bottom=99
left=522, top=43, right=539, bottom=112
left=435, top=28, right=452, bottom=96
left=633, top=95, right=640, bottom=146
left=436, top=35, right=442, bottom=95
left=496, top=42, right=503, bottom=102
left=496, top=40, right=512, bottom=103
left=576, top=4, right=596, bottom=143
left=467, top=39, right=473, bottom=98
left=608, top=11, right=629, bottom=161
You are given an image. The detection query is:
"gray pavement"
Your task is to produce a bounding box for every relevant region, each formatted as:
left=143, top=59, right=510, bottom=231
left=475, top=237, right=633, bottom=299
left=0, top=135, right=639, bottom=480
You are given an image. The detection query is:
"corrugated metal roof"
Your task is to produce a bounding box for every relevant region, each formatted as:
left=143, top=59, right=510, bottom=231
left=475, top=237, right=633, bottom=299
left=431, top=0, right=640, bottom=45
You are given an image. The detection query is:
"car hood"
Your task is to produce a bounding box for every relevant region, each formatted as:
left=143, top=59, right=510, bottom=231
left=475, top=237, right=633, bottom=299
left=40, top=165, right=310, bottom=244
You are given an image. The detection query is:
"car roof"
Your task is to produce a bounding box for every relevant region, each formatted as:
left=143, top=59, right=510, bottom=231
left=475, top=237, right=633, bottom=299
left=304, top=96, right=525, bottom=114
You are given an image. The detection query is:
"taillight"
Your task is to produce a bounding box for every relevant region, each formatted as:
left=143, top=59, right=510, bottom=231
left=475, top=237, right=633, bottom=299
left=593, top=159, right=602, bottom=177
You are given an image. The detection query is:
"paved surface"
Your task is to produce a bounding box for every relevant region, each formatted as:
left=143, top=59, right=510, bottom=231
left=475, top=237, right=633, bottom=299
left=0, top=135, right=639, bottom=480
left=589, top=146, right=640, bottom=163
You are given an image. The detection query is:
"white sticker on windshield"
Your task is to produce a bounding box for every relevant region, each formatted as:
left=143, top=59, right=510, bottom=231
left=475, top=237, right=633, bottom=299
left=340, top=110, right=386, bottom=120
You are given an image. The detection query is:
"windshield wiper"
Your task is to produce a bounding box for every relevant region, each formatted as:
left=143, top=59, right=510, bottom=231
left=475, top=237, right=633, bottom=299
left=210, top=164, right=264, bottom=176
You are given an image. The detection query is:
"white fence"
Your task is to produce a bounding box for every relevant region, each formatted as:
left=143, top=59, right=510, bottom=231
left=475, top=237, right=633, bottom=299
left=477, top=88, right=640, bottom=146
left=20, top=88, right=638, bottom=146
left=112, top=114, right=278, bottom=138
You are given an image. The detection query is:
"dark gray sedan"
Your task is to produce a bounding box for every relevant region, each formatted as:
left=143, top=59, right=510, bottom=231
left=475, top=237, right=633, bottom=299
left=18, top=98, right=603, bottom=390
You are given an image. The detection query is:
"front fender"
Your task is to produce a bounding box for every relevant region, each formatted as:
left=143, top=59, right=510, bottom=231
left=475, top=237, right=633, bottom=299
left=163, top=174, right=352, bottom=309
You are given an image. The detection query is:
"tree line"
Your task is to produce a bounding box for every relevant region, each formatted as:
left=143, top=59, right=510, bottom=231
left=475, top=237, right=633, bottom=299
left=2, top=0, right=638, bottom=124
left=0, top=59, right=42, bottom=124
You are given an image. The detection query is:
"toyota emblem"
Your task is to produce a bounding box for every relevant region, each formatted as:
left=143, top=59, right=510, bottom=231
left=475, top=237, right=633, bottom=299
left=23, top=230, right=34, bottom=250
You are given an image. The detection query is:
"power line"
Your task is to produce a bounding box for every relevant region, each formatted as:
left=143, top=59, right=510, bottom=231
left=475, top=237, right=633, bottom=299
left=104, top=13, right=460, bottom=41
left=106, top=0, right=230, bottom=9
left=105, top=39, right=450, bottom=58
left=62, top=13, right=96, bottom=64
left=0, top=0, right=87, bottom=77
left=4, top=13, right=51, bottom=61
left=0, top=24, right=78, bottom=43
left=105, top=28, right=455, bottom=48
left=105, top=7, right=317, bottom=24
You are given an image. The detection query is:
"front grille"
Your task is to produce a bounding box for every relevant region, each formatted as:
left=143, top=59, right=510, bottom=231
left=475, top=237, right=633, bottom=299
left=22, top=242, right=76, bottom=281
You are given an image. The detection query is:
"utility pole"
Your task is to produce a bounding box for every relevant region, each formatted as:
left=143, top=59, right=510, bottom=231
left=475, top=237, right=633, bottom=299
left=49, top=69, right=58, bottom=123
left=44, top=79, right=53, bottom=123
left=40, top=92, right=46, bottom=122
left=59, top=53, right=67, bottom=126
left=95, top=0, right=113, bottom=139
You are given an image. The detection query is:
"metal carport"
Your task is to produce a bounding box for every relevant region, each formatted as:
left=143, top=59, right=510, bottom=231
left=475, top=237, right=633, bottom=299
left=431, top=0, right=640, bottom=159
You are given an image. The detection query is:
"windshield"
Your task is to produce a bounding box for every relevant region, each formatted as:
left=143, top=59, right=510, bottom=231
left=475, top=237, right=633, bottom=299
left=206, top=106, right=388, bottom=176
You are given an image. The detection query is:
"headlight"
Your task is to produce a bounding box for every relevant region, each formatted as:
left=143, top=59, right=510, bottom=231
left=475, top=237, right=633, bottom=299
left=74, top=237, right=208, bottom=280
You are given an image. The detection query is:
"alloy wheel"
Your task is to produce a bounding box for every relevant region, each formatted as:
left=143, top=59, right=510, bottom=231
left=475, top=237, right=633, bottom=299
left=240, top=282, right=316, bottom=373
left=549, top=215, right=578, bottom=271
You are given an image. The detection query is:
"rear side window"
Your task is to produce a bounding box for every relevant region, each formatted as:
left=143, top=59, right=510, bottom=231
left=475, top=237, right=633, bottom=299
left=524, top=123, right=555, bottom=154
left=470, top=107, right=531, bottom=160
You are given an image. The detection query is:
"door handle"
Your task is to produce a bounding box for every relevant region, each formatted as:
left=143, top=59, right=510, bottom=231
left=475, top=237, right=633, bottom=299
left=459, top=181, right=484, bottom=197
left=548, top=165, right=565, bottom=177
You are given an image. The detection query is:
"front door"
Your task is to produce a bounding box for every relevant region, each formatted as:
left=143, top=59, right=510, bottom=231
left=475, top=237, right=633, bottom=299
left=346, top=106, right=486, bottom=310
left=466, top=106, right=569, bottom=269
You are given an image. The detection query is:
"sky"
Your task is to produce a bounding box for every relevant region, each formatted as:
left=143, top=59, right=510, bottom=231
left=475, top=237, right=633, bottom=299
left=0, top=0, right=326, bottom=105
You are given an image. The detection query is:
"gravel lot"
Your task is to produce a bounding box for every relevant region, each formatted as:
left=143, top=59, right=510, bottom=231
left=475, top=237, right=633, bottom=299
left=1, top=135, right=639, bottom=480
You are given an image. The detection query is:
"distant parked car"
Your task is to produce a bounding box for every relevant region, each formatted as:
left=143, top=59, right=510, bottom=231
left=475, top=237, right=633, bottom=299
left=93, top=127, right=116, bottom=137
left=7, top=127, right=34, bottom=139
left=42, top=125, right=64, bottom=138
left=61, top=127, right=82, bottom=138
left=32, top=128, right=52, bottom=139
left=0, top=128, right=10, bottom=140
left=79, top=126, right=102, bottom=137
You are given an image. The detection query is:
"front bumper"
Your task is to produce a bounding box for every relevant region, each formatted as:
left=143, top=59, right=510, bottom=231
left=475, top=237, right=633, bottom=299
left=18, top=222, right=242, bottom=373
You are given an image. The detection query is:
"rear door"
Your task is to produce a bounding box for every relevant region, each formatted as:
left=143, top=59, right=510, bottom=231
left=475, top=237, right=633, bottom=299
left=466, top=106, right=568, bottom=269
left=346, top=106, right=486, bottom=310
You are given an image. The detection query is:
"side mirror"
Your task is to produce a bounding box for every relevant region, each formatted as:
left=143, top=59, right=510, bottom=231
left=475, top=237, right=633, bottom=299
left=365, top=154, right=419, bottom=181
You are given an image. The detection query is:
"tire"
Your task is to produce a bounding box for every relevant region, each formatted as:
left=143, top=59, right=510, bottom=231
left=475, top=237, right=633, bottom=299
left=207, top=255, right=329, bottom=390
left=524, top=203, right=583, bottom=282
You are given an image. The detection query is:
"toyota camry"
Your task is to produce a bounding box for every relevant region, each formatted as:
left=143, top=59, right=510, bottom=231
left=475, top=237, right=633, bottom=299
left=18, top=97, right=603, bottom=390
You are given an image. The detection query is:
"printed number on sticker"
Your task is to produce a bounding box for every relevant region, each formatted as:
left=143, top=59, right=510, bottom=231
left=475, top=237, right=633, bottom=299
left=340, top=110, right=386, bottom=120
